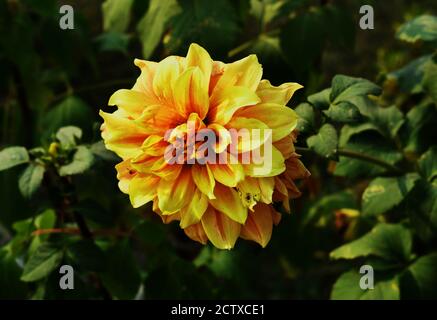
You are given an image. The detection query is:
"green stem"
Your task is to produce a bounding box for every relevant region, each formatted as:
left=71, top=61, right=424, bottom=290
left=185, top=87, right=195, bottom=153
left=295, top=147, right=402, bottom=174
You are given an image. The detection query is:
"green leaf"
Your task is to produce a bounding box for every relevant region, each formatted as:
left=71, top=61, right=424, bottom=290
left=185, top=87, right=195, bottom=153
left=102, top=0, right=134, bottom=33
left=0, top=147, right=29, bottom=171
left=397, top=15, right=437, bottom=44
left=423, top=59, right=437, bottom=103
left=308, top=88, right=331, bottom=109
left=362, top=173, right=420, bottom=217
left=59, top=146, right=94, bottom=176
left=335, top=133, right=403, bottom=178
left=249, top=0, right=284, bottom=31
left=166, top=0, right=238, bottom=55
left=0, top=251, right=27, bottom=299
left=386, top=55, right=431, bottom=94
left=280, top=9, right=325, bottom=77
left=330, top=75, right=381, bottom=104
left=330, top=223, right=412, bottom=263
left=42, top=96, right=94, bottom=140
left=418, top=147, right=437, bottom=182
left=90, top=141, right=120, bottom=162
left=295, top=103, right=315, bottom=133
left=331, top=269, right=400, bottom=300
left=306, top=124, right=338, bottom=158
left=403, top=253, right=437, bottom=299
left=95, top=32, right=130, bottom=54
left=401, top=102, right=437, bottom=154
left=369, top=105, right=404, bottom=139
left=324, top=101, right=361, bottom=123
left=18, top=163, right=45, bottom=199
left=137, top=0, right=181, bottom=59
left=21, top=244, right=63, bottom=282
left=101, top=241, right=141, bottom=299
left=68, top=240, right=106, bottom=272
left=56, top=126, right=82, bottom=149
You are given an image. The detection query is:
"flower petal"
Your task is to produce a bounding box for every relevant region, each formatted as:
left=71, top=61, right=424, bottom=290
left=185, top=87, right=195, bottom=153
left=192, top=164, right=215, bottom=199
left=243, top=145, right=285, bottom=177
left=108, top=89, right=148, bottom=118
left=201, top=207, right=241, bottom=249
left=174, top=67, right=209, bottom=119
left=185, top=43, right=213, bottom=89
left=129, top=173, right=160, bottom=208
left=256, top=79, right=303, bottom=105
left=208, top=86, right=261, bottom=125
left=235, top=103, right=298, bottom=142
left=99, top=110, right=149, bottom=159
left=227, top=116, right=271, bottom=153
left=213, top=54, right=262, bottom=94
left=184, top=222, right=208, bottom=245
left=240, top=203, right=273, bottom=248
left=180, top=188, right=209, bottom=228
left=115, top=159, right=137, bottom=194
left=209, top=183, right=247, bottom=224
left=157, top=167, right=195, bottom=214
left=152, top=56, right=183, bottom=103
left=208, top=158, right=244, bottom=188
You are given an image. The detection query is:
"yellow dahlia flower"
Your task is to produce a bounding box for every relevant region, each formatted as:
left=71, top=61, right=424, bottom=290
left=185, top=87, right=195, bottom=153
left=100, top=43, right=310, bottom=249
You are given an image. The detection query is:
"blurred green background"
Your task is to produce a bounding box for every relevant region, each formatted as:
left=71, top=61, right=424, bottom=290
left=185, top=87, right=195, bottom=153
left=1, top=0, right=437, bottom=300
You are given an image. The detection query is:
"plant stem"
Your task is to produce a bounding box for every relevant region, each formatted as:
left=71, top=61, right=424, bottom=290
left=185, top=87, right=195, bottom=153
left=295, top=146, right=403, bottom=174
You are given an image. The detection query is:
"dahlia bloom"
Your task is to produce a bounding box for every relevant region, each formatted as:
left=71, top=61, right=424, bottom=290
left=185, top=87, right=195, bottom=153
left=100, top=43, right=309, bottom=249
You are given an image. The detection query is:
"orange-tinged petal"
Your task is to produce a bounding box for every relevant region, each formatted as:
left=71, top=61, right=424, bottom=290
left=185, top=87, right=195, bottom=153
left=240, top=203, right=273, bottom=248
left=184, top=222, right=208, bottom=245
left=132, top=59, right=159, bottom=101
left=152, top=56, right=182, bottom=103
left=185, top=43, right=213, bottom=89
left=258, top=177, right=275, bottom=203
left=108, top=89, right=148, bottom=118
left=208, top=86, right=261, bottom=125
left=192, top=164, right=215, bottom=199
left=115, top=159, right=136, bottom=194
left=285, top=156, right=311, bottom=180
left=173, top=67, right=209, bottom=119
left=99, top=110, right=149, bottom=159
left=201, top=207, right=241, bottom=249
left=236, top=177, right=260, bottom=211
left=235, top=103, right=298, bottom=142
left=180, top=188, right=209, bottom=228
left=213, top=54, right=262, bottom=94
left=157, top=167, right=195, bottom=214
left=227, top=117, right=271, bottom=153
left=209, top=183, right=247, bottom=223
left=207, top=123, right=231, bottom=154
left=256, top=79, right=303, bottom=105
left=129, top=173, right=160, bottom=208
left=273, top=134, right=296, bottom=159
left=141, top=135, right=166, bottom=156
left=208, top=157, right=244, bottom=187
left=243, top=145, right=285, bottom=177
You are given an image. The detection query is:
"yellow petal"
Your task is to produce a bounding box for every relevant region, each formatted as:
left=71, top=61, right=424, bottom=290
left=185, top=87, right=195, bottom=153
left=243, top=145, right=285, bottom=177
left=236, top=103, right=298, bottom=142
left=207, top=123, right=231, bottom=154
left=128, top=174, right=160, bottom=208
left=227, top=116, right=271, bottom=153
left=184, top=222, right=208, bottom=245
left=173, top=67, right=209, bottom=119
left=256, top=79, right=303, bottom=105
left=115, top=159, right=136, bottom=194
left=180, top=188, right=209, bottom=228
left=258, top=177, right=275, bottom=203
left=192, top=164, right=215, bottom=199
left=209, top=183, right=247, bottom=223
left=132, top=59, right=158, bottom=101
left=152, top=56, right=182, bottom=103
left=185, top=43, right=213, bottom=89
left=213, top=54, right=262, bottom=94
left=208, top=157, right=244, bottom=187
left=157, top=167, right=195, bottom=214
left=208, top=86, right=261, bottom=125
left=201, top=207, right=241, bottom=249
left=236, top=177, right=261, bottom=211
left=240, top=203, right=273, bottom=248
left=141, top=135, right=166, bottom=156
left=99, top=110, right=149, bottom=159
left=108, top=89, right=148, bottom=118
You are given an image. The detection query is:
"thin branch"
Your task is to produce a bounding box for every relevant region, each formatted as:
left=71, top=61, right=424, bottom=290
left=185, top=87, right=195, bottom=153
left=295, top=146, right=403, bottom=174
